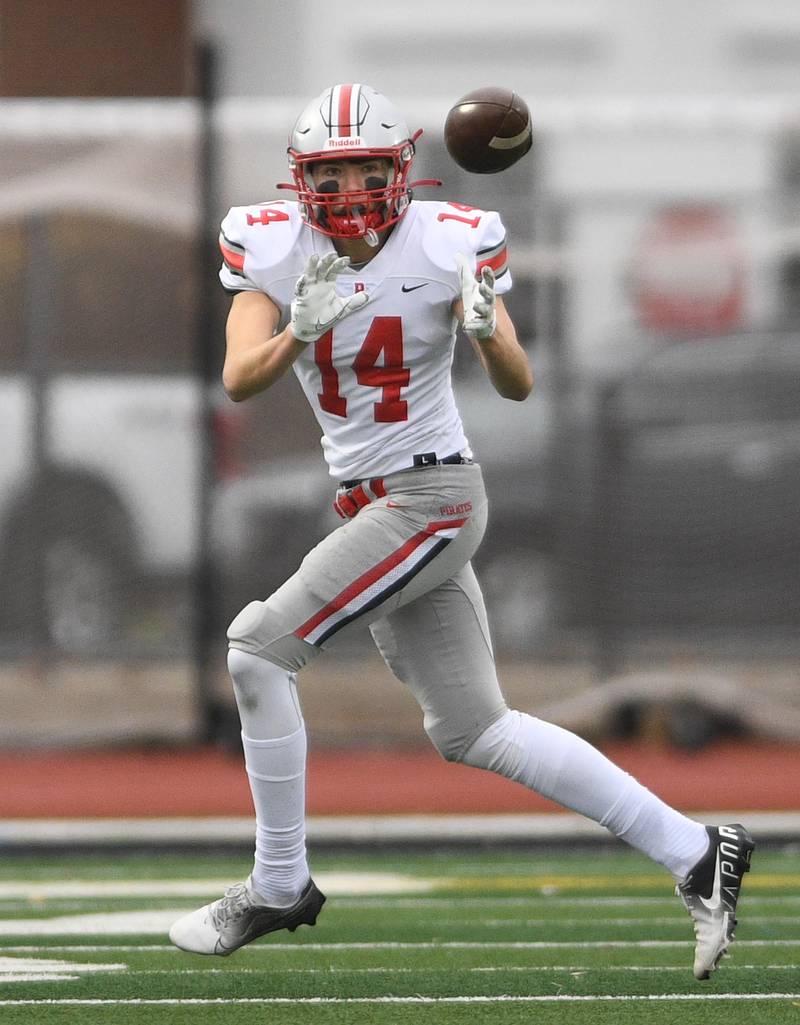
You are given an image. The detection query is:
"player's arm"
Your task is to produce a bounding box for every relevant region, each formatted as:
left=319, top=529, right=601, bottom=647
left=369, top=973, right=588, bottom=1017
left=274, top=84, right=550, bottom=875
left=223, top=253, right=370, bottom=402
left=461, top=295, right=533, bottom=401
left=453, top=252, right=533, bottom=401
left=222, top=291, right=305, bottom=402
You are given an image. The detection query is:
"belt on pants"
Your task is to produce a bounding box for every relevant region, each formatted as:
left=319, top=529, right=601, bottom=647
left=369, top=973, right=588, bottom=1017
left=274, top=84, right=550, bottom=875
left=334, top=452, right=472, bottom=520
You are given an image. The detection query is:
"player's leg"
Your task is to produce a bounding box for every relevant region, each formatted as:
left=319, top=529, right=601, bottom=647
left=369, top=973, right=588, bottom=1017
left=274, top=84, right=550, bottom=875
left=370, top=563, right=752, bottom=976
left=168, top=647, right=325, bottom=954
left=372, top=562, right=708, bottom=872
left=171, top=466, right=488, bottom=955
left=227, top=649, right=309, bottom=906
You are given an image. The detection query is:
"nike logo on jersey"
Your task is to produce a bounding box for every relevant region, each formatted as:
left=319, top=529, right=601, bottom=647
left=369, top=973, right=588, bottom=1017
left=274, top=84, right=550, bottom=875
left=401, top=283, right=428, bottom=293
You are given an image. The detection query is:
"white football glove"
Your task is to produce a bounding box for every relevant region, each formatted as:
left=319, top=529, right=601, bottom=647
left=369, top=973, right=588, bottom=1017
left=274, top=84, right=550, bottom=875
left=456, top=252, right=497, bottom=341
left=290, top=253, right=369, bottom=343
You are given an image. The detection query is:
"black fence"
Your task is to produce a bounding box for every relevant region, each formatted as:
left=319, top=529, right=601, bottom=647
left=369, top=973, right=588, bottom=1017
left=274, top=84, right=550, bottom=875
left=1, top=82, right=799, bottom=746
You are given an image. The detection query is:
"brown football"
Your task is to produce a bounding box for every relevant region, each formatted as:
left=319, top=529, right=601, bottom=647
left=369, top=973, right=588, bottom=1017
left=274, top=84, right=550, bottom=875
left=444, top=87, right=532, bottom=174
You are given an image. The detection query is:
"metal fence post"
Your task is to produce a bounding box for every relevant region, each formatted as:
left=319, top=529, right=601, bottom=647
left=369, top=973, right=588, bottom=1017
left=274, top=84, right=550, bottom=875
left=193, top=40, right=221, bottom=741
left=592, top=378, right=626, bottom=678
left=23, top=214, right=56, bottom=660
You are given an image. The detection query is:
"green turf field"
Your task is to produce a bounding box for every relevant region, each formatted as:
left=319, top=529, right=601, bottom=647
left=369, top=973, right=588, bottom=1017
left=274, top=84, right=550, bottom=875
left=0, top=847, right=797, bottom=1024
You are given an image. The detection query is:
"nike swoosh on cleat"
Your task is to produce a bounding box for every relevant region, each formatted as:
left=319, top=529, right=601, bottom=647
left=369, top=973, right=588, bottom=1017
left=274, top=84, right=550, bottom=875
left=698, top=847, right=724, bottom=912
left=401, top=283, right=428, bottom=293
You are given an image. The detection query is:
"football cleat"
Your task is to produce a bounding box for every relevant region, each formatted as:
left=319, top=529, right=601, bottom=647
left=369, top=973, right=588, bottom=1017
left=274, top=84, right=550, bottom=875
left=677, top=823, right=755, bottom=980
left=168, top=876, right=326, bottom=956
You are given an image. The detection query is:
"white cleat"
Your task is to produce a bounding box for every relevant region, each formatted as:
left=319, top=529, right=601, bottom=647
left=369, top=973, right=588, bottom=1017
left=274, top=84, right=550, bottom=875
left=169, top=876, right=325, bottom=956
left=676, top=823, right=755, bottom=980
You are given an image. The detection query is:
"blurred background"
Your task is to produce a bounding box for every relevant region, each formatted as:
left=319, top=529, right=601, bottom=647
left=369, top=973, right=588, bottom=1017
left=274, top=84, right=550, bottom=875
left=1, top=0, right=799, bottom=811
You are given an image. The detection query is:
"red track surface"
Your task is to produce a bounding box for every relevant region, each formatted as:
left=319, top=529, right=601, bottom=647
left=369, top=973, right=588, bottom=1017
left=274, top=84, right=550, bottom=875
left=2, top=741, right=798, bottom=818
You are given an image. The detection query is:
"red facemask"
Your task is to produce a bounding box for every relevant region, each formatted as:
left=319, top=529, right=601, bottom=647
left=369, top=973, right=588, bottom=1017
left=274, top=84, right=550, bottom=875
left=277, top=134, right=440, bottom=242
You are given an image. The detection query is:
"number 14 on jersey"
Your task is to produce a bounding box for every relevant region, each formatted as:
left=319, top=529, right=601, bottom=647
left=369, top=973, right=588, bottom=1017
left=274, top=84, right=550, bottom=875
left=315, top=317, right=410, bottom=423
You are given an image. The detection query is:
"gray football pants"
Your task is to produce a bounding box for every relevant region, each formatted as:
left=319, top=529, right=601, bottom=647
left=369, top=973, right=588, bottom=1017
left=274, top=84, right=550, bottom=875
left=227, top=463, right=508, bottom=759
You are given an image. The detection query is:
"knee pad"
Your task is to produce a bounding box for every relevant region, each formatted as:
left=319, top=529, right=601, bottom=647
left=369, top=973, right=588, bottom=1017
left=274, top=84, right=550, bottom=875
left=425, top=706, right=511, bottom=765
left=424, top=720, right=469, bottom=763
left=228, top=600, right=318, bottom=673
left=460, top=709, right=526, bottom=777
left=227, top=648, right=303, bottom=739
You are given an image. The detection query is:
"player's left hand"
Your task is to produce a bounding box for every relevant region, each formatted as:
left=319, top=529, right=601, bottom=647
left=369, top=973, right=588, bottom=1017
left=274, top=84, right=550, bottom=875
left=456, top=252, right=496, bottom=341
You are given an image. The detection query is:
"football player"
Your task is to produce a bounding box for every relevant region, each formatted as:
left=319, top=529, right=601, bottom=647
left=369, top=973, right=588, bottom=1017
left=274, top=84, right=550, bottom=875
left=169, top=84, right=753, bottom=979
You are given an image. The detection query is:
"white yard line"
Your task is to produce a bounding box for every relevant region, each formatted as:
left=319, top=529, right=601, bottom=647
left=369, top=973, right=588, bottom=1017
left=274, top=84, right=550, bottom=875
left=4, top=811, right=800, bottom=846
left=0, top=912, right=182, bottom=936
left=0, top=958, right=125, bottom=973
left=333, top=895, right=800, bottom=908
left=476, top=916, right=799, bottom=927
left=0, top=946, right=174, bottom=953
left=2, top=940, right=800, bottom=952
left=0, top=874, right=795, bottom=903
left=3, top=910, right=794, bottom=930
left=2, top=895, right=798, bottom=913
left=0, top=976, right=84, bottom=982
left=0, top=873, right=437, bottom=900
left=0, top=958, right=797, bottom=973
left=0, top=956, right=127, bottom=984
left=1, top=994, right=799, bottom=1005
left=125, top=964, right=800, bottom=974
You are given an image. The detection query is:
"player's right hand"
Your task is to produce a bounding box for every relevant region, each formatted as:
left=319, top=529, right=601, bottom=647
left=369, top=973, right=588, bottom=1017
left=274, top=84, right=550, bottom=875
left=290, top=253, right=369, bottom=343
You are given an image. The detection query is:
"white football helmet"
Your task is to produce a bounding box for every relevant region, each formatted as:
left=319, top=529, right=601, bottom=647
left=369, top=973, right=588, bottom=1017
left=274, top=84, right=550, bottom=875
left=278, top=83, right=439, bottom=242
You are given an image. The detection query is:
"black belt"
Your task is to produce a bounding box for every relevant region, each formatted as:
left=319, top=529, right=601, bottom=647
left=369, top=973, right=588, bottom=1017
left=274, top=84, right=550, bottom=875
left=339, top=452, right=472, bottom=490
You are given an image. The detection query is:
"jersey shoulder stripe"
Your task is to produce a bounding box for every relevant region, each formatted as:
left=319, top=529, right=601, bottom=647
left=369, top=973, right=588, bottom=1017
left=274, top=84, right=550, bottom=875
left=219, top=231, right=246, bottom=276
left=476, top=236, right=508, bottom=279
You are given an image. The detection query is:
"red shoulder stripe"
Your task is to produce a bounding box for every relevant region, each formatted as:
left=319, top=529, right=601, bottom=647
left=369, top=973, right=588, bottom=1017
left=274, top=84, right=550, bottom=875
left=476, top=245, right=508, bottom=277
left=219, top=240, right=245, bottom=273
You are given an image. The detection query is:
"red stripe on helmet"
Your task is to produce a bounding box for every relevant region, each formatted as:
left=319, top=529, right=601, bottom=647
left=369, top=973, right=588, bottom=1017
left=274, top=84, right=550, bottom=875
left=338, top=84, right=353, bottom=137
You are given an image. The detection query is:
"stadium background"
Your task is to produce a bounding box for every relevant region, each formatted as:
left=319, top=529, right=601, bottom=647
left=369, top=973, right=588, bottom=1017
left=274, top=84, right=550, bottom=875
left=1, top=0, right=799, bottom=830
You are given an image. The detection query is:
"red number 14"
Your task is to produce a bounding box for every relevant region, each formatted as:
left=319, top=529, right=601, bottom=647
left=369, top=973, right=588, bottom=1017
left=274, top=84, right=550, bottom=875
left=315, top=317, right=409, bottom=422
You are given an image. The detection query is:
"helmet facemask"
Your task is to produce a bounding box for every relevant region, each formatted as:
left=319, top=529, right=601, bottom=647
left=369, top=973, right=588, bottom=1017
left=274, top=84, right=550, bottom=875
left=278, top=84, right=440, bottom=246
left=288, top=144, right=415, bottom=245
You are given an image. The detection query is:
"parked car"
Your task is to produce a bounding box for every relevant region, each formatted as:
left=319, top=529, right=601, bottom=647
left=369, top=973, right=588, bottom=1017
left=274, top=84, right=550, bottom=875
left=553, top=329, right=800, bottom=645
left=0, top=211, right=245, bottom=655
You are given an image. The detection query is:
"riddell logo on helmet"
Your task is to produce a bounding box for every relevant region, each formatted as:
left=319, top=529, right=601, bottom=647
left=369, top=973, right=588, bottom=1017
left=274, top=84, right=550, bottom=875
left=324, top=137, right=365, bottom=149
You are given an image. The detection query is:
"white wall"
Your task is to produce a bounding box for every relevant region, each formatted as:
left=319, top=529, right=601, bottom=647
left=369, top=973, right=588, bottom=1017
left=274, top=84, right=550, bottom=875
left=195, top=0, right=800, bottom=101
left=192, top=0, right=799, bottom=365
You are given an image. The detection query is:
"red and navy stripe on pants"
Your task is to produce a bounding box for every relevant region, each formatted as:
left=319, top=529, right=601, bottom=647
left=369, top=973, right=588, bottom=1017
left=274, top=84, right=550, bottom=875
left=294, top=519, right=467, bottom=646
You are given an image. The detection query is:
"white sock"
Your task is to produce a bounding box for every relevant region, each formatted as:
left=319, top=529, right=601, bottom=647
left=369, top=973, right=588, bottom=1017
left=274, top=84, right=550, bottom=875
left=463, top=710, right=709, bottom=880
left=227, top=648, right=310, bottom=906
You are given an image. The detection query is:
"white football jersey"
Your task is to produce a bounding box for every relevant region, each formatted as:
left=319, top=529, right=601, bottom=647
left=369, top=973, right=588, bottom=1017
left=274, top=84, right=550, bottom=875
left=219, top=200, right=512, bottom=480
